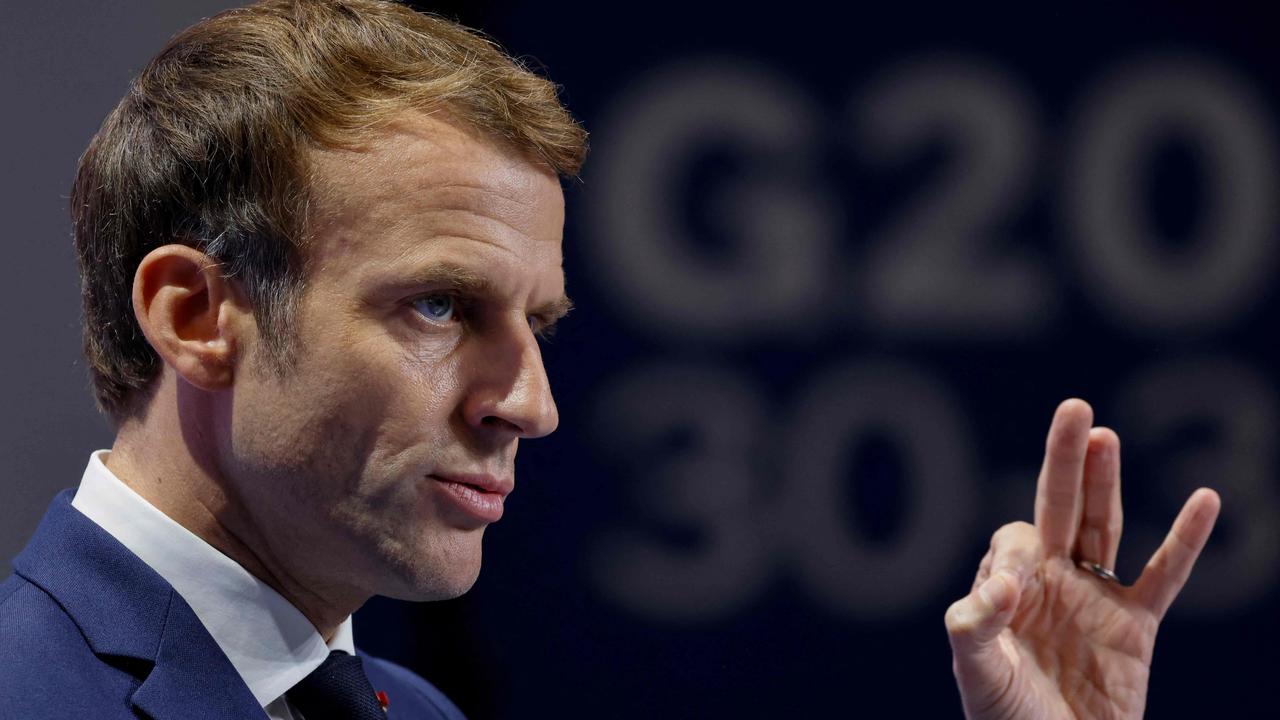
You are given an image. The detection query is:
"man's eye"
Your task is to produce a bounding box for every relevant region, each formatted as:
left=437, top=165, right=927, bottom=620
left=411, top=294, right=457, bottom=322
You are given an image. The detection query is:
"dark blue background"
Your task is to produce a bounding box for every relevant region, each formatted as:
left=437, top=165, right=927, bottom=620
left=350, top=1, right=1280, bottom=716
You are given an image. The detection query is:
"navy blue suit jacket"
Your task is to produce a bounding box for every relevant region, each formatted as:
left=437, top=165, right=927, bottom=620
left=0, top=490, right=466, bottom=719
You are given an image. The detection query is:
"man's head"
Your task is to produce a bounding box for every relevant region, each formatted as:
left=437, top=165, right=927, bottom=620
left=72, top=0, right=586, bottom=605
left=75, top=0, right=585, bottom=420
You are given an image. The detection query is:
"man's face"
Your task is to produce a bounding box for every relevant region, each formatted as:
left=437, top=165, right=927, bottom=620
left=222, top=112, right=566, bottom=602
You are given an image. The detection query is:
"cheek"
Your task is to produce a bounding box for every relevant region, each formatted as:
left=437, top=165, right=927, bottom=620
left=324, top=333, right=469, bottom=468
left=398, top=344, right=464, bottom=416
left=237, top=302, right=470, bottom=480
left=229, top=373, right=367, bottom=497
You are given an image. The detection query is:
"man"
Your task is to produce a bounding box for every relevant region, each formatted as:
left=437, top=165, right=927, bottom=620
left=1, top=1, right=583, bottom=718
left=0, top=2, right=1218, bottom=720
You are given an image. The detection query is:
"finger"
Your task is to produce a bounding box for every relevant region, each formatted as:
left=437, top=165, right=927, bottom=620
left=1133, top=488, right=1222, bottom=619
left=1034, top=398, right=1094, bottom=556
left=1074, top=427, right=1123, bottom=569
left=971, top=547, right=994, bottom=595
left=949, top=523, right=1038, bottom=668
left=970, top=520, right=1038, bottom=593
left=946, top=571, right=1021, bottom=712
left=947, top=522, right=1040, bottom=711
left=988, top=521, right=1040, bottom=586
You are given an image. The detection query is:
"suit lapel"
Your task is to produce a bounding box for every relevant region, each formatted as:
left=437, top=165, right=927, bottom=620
left=13, top=490, right=264, bottom=720
left=129, top=589, right=267, bottom=720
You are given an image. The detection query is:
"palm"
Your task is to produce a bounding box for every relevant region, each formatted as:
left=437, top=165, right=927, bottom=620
left=1001, top=560, right=1155, bottom=719
left=947, top=400, right=1220, bottom=720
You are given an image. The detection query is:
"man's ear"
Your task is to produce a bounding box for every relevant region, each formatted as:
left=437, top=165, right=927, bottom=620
left=132, top=245, right=253, bottom=391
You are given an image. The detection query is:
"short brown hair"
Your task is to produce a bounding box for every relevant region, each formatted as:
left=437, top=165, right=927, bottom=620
left=72, top=0, right=587, bottom=422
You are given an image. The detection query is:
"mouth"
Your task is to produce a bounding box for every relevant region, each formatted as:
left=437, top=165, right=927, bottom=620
left=429, top=473, right=511, bottom=524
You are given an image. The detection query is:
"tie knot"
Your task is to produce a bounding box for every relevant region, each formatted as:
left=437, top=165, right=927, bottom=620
left=288, top=650, right=386, bottom=720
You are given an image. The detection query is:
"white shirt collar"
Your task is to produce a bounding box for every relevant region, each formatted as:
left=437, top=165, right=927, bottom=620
left=71, top=450, right=355, bottom=708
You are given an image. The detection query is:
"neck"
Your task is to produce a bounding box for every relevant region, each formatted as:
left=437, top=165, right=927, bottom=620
left=106, top=377, right=363, bottom=642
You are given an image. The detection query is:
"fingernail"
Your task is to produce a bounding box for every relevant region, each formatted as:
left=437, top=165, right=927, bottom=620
left=978, top=573, right=1011, bottom=610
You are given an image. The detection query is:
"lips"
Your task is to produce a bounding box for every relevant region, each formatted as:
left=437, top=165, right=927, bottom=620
left=429, top=472, right=511, bottom=524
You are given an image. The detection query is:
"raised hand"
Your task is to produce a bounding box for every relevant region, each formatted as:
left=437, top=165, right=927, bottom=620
left=945, top=399, right=1220, bottom=720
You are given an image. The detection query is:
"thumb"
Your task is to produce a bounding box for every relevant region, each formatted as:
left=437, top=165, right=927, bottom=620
left=945, top=571, right=1021, bottom=709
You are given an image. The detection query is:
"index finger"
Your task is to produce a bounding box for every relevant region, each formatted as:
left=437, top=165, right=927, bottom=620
left=1034, top=399, right=1094, bottom=556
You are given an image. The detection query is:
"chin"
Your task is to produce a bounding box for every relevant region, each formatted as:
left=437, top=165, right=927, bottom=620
left=383, top=570, right=481, bottom=602
left=377, top=539, right=484, bottom=602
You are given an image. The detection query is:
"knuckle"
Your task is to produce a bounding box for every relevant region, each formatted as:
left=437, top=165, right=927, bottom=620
left=1008, top=520, right=1036, bottom=535
left=944, top=600, right=971, bottom=634
left=991, top=521, right=1038, bottom=552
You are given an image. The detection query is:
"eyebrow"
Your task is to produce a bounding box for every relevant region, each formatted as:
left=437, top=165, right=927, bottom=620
left=401, top=262, right=493, bottom=294
left=401, top=261, right=573, bottom=321
left=533, top=294, right=574, bottom=323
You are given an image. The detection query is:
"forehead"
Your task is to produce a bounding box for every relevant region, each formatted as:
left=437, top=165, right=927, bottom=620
left=305, top=112, right=565, bottom=283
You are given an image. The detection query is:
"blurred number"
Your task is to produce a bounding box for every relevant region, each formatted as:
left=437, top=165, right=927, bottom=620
left=592, top=360, right=974, bottom=620
left=584, top=61, right=837, bottom=341
left=589, top=365, right=774, bottom=620
left=585, top=55, right=1280, bottom=623
left=856, top=59, right=1053, bottom=335
left=781, top=360, right=976, bottom=617
left=1117, top=358, right=1280, bottom=613
left=1065, top=58, right=1280, bottom=332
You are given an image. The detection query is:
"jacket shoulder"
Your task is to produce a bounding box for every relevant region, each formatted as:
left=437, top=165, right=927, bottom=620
left=361, top=652, right=467, bottom=720
left=0, top=573, right=142, bottom=717
left=0, top=573, right=89, bottom=656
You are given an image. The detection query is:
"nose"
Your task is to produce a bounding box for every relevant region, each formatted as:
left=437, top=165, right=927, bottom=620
left=461, top=321, right=559, bottom=441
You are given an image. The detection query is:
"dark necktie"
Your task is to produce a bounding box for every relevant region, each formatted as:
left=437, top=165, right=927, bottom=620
left=287, top=650, right=387, bottom=720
